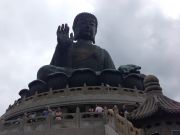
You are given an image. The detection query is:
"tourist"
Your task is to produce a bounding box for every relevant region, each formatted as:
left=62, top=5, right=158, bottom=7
left=88, top=106, right=94, bottom=112
left=113, top=105, right=119, bottom=114
left=95, top=105, right=103, bottom=113
left=124, top=109, right=129, bottom=118
left=103, top=106, right=108, bottom=115
left=122, top=104, right=129, bottom=118
left=85, top=106, right=94, bottom=118
left=55, top=108, right=62, bottom=121
left=29, top=112, right=36, bottom=123
left=42, top=108, right=49, bottom=119
left=49, top=108, right=56, bottom=119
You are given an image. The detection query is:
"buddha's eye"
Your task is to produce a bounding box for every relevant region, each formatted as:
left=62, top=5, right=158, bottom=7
left=90, top=23, right=95, bottom=26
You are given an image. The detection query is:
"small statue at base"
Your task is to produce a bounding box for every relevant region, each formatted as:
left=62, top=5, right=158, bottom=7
left=118, top=64, right=141, bottom=75
left=37, top=12, right=115, bottom=81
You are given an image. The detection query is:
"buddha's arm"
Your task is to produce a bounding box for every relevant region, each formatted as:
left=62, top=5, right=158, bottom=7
left=50, top=44, right=71, bottom=67
left=50, top=24, right=73, bottom=67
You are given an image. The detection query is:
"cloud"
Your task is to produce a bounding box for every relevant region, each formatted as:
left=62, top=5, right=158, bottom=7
left=95, top=0, right=180, bottom=99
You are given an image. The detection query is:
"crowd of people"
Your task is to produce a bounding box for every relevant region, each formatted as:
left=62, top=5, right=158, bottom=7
left=2, top=103, right=139, bottom=126
left=85, top=104, right=132, bottom=119
left=24, top=107, right=63, bottom=123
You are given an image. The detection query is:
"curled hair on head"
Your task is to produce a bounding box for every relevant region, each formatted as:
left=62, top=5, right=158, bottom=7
left=73, top=12, right=98, bottom=31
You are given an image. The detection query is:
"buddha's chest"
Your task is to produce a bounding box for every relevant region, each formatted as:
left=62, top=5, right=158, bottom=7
left=72, top=48, right=93, bottom=61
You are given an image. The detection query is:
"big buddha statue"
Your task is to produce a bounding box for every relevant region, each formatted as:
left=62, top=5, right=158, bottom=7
left=37, top=12, right=115, bottom=81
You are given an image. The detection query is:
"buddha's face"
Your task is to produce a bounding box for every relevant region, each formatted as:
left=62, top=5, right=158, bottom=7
left=73, top=18, right=97, bottom=43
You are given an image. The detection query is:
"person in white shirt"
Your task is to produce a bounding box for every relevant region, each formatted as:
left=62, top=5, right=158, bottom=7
left=95, top=105, right=104, bottom=113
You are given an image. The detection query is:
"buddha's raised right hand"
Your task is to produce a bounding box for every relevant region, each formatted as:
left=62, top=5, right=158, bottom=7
left=57, top=24, right=73, bottom=47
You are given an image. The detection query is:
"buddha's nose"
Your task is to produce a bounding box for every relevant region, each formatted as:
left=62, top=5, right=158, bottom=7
left=85, top=25, right=90, bottom=29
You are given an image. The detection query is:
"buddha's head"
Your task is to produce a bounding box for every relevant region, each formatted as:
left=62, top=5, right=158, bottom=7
left=73, top=12, right=98, bottom=44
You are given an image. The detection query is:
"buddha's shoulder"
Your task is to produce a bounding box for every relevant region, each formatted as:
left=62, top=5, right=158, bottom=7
left=92, top=44, right=106, bottom=51
left=72, top=43, right=107, bottom=53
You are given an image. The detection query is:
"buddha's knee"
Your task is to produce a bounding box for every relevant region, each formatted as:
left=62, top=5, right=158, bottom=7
left=37, top=65, right=72, bottom=81
left=37, top=65, right=56, bottom=81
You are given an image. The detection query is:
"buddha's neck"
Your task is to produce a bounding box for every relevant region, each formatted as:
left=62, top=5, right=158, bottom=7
left=76, top=39, right=93, bottom=46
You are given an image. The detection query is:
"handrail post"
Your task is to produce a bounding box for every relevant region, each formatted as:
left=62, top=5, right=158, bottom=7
left=83, top=83, right=88, bottom=94
left=33, top=91, right=38, bottom=100
left=113, top=106, right=119, bottom=133
left=22, top=113, right=28, bottom=133
left=101, top=83, right=106, bottom=94
left=76, top=106, right=80, bottom=128
left=104, top=107, right=108, bottom=124
left=49, top=88, right=53, bottom=95
left=47, top=112, right=52, bottom=129
left=65, top=84, right=70, bottom=96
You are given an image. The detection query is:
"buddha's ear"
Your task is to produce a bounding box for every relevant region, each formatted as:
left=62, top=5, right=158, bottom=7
left=93, top=39, right=95, bottom=44
left=73, top=34, right=77, bottom=41
left=93, top=29, right=97, bottom=44
left=92, top=34, right=96, bottom=44
left=72, top=31, right=78, bottom=41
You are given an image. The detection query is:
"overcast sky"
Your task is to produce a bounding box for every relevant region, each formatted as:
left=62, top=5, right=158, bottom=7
left=0, top=0, right=180, bottom=115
